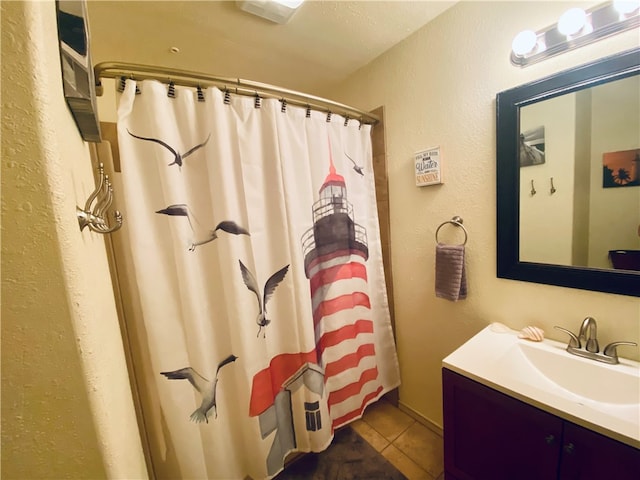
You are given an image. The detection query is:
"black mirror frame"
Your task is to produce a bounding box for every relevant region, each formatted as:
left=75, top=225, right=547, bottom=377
left=496, top=48, right=640, bottom=297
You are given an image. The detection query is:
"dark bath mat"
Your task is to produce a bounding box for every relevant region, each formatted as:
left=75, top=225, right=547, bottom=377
left=275, top=426, right=407, bottom=480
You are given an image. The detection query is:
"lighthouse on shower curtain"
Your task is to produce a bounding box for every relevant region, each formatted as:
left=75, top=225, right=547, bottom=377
left=301, top=147, right=383, bottom=430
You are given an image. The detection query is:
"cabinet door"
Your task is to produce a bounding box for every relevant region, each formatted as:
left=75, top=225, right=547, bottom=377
left=443, top=369, right=563, bottom=480
left=558, top=422, right=640, bottom=480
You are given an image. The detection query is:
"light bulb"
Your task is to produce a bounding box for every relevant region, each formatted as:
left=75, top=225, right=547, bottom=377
left=613, top=0, right=640, bottom=15
left=512, top=30, right=538, bottom=57
left=558, top=8, right=587, bottom=36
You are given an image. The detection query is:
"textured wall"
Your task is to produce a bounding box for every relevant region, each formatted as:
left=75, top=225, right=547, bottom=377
left=330, top=1, right=640, bottom=427
left=1, top=1, right=147, bottom=478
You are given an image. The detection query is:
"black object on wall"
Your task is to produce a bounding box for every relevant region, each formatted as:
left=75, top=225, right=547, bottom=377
left=56, top=0, right=101, bottom=142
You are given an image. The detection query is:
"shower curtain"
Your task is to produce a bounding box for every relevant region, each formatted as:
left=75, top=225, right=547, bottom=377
left=116, top=79, right=400, bottom=479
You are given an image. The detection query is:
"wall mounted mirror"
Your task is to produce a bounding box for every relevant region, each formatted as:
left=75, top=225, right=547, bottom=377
left=496, top=47, right=640, bottom=297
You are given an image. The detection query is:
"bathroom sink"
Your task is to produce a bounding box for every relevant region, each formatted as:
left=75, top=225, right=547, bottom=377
left=443, top=325, right=640, bottom=448
left=515, top=340, right=639, bottom=405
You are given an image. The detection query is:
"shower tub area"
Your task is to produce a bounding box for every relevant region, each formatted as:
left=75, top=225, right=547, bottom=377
left=93, top=63, right=400, bottom=480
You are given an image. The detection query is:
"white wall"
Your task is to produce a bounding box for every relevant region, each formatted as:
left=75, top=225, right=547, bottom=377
left=1, top=1, right=147, bottom=478
left=330, top=1, right=640, bottom=427
left=519, top=94, right=576, bottom=265
left=588, top=76, right=640, bottom=268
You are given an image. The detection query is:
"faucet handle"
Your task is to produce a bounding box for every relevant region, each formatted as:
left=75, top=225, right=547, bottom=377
left=554, top=326, right=581, bottom=348
left=602, top=341, right=638, bottom=363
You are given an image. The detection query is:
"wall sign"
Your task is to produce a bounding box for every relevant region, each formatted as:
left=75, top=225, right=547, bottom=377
left=415, top=146, right=442, bottom=186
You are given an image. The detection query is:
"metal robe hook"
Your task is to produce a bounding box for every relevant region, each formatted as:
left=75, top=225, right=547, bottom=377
left=77, top=163, right=123, bottom=234
left=550, top=177, right=557, bottom=194
left=530, top=179, right=537, bottom=196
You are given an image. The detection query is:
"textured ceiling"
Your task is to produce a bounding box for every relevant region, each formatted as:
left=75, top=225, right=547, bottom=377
left=87, top=1, right=457, bottom=94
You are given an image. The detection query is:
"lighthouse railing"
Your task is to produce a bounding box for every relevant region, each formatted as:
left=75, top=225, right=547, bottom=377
left=301, top=223, right=369, bottom=261
left=354, top=223, right=367, bottom=247
left=312, top=197, right=353, bottom=224
left=301, top=227, right=316, bottom=258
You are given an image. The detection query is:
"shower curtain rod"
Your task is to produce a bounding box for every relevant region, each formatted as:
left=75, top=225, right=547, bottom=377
left=93, top=62, right=380, bottom=125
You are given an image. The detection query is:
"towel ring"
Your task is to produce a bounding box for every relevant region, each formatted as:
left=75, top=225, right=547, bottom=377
left=435, top=216, right=468, bottom=246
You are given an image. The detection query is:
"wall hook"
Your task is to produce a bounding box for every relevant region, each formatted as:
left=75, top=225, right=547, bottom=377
left=530, top=179, right=537, bottom=196
left=77, top=163, right=123, bottom=234
left=550, top=177, right=557, bottom=195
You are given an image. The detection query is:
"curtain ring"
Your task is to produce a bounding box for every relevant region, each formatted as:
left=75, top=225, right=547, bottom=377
left=167, top=80, right=176, bottom=98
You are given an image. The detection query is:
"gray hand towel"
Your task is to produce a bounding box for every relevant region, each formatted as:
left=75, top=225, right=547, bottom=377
left=435, top=243, right=467, bottom=301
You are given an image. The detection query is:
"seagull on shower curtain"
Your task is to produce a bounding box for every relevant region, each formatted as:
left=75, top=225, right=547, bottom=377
left=188, top=221, right=250, bottom=251
left=345, top=152, right=364, bottom=176
left=160, top=354, right=238, bottom=423
left=239, top=260, right=290, bottom=338
left=155, top=204, right=250, bottom=251
left=127, top=130, right=210, bottom=169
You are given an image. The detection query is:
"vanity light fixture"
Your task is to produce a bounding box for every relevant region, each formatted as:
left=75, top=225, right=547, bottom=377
left=237, top=0, right=305, bottom=24
left=557, top=7, right=589, bottom=37
left=614, top=0, right=640, bottom=15
left=511, top=30, right=538, bottom=57
left=511, top=1, right=640, bottom=66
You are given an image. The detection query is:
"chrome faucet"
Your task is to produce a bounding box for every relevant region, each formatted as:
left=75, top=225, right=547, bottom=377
left=578, top=316, right=599, bottom=353
left=554, top=317, right=637, bottom=365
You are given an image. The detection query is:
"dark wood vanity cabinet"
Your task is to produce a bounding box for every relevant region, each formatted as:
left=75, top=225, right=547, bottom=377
left=442, top=368, right=640, bottom=480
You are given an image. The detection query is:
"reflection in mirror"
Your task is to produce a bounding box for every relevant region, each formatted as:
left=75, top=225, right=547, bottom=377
left=496, top=48, right=640, bottom=297
left=519, top=75, right=640, bottom=270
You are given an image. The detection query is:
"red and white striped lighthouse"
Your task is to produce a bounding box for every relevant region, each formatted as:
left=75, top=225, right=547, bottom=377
left=301, top=148, right=382, bottom=429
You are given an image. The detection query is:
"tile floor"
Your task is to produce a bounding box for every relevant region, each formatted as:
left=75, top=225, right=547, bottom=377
left=351, top=400, right=445, bottom=480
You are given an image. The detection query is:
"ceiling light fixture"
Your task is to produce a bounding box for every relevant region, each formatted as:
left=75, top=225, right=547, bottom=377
left=511, top=1, right=640, bottom=67
left=237, top=0, right=305, bottom=24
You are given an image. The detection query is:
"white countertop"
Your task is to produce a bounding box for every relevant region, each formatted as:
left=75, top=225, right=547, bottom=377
left=443, top=324, right=640, bottom=449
